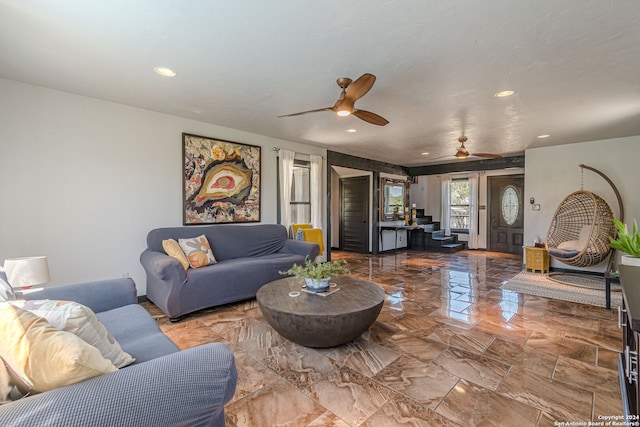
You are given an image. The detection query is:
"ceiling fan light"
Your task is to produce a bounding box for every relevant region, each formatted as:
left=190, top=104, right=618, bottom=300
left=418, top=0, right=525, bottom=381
left=455, top=151, right=469, bottom=159
left=494, top=90, right=515, bottom=98
left=154, top=66, right=176, bottom=77
left=336, top=110, right=351, bottom=117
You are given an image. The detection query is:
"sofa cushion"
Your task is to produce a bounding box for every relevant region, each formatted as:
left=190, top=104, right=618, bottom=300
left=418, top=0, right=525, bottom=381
left=10, top=299, right=135, bottom=368
left=179, top=235, right=217, bottom=268
left=97, top=305, right=179, bottom=364
left=162, top=239, right=190, bottom=270
left=0, top=303, right=117, bottom=395
left=176, top=254, right=307, bottom=313
left=205, top=224, right=288, bottom=260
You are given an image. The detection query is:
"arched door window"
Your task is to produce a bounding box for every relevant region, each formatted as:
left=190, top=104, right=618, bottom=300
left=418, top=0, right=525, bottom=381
left=501, top=185, right=520, bottom=225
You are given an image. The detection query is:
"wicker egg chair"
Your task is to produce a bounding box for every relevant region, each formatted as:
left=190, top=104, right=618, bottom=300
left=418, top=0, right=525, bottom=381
left=545, top=190, right=616, bottom=267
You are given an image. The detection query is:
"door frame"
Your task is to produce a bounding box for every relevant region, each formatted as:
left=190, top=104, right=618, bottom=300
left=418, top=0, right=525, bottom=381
left=339, top=175, right=371, bottom=253
left=486, top=174, right=525, bottom=254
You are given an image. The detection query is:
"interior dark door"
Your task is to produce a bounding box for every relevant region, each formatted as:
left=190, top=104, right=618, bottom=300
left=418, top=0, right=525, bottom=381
left=340, top=176, right=370, bottom=253
left=488, top=175, right=524, bottom=254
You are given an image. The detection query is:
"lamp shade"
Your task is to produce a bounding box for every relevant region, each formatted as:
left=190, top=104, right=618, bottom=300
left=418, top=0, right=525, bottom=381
left=3, top=256, right=50, bottom=287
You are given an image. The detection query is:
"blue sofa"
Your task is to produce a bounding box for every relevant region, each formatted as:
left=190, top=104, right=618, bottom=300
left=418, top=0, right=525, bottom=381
left=141, top=224, right=320, bottom=321
left=0, top=278, right=237, bottom=427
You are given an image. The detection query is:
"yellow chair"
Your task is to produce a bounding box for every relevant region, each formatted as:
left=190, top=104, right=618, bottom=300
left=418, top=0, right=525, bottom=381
left=290, top=223, right=324, bottom=255
left=301, top=228, right=324, bottom=255
left=290, top=223, right=312, bottom=238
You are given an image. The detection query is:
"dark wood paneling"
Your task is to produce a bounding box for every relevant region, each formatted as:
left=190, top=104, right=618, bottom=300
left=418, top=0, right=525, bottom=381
left=328, top=151, right=408, bottom=176
left=406, top=155, right=525, bottom=176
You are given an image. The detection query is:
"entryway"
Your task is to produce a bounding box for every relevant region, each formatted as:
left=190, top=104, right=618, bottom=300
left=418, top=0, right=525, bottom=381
left=487, top=175, right=524, bottom=254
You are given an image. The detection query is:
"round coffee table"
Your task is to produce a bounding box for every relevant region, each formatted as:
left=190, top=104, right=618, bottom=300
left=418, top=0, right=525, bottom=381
left=256, top=276, right=385, bottom=348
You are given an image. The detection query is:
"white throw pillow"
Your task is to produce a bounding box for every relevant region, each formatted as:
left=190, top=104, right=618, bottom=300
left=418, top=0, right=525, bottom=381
left=0, top=303, right=117, bottom=395
left=10, top=299, right=135, bottom=368
left=0, top=276, right=14, bottom=302
left=557, top=240, right=580, bottom=251
left=577, top=225, right=592, bottom=249
left=178, top=234, right=217, bottom=268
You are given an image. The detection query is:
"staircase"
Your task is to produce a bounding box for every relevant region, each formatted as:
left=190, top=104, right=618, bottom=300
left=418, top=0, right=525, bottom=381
left=426, top=230, right=466, bottom=253
left=409, top=216, right=466, bottom=253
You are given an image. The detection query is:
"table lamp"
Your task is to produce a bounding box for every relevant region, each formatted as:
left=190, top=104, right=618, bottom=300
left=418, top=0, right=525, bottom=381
left=3, top=256, right=51, bottom=288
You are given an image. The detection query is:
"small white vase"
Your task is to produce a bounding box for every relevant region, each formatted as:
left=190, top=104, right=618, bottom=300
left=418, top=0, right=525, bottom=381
left=621, top=255, right=640, bottom=267
left=305, top=277, right=331, bottom=292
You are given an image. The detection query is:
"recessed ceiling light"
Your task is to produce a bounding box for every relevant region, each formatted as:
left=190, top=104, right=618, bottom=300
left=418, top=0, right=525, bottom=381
left=421, top=152, right=430, bottom=156
left=537, top=134, right=550, bottom=139
left=154, top=67, right=176, bottom=77
left=494, top=90, right=515, bottom=98
left=346, top=129, right=357, bottom=133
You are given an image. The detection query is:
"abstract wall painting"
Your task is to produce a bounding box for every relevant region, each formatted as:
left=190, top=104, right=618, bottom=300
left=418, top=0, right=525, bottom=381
left=183, top=133, right=261, bottom=224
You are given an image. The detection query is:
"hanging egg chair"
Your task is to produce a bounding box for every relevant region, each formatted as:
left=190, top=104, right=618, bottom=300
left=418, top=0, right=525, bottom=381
left=546, top=190, right=615, bottom=267
left=545, top=164, right=622, bottom=269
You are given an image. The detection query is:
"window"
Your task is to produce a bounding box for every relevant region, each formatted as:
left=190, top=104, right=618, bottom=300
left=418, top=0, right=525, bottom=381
left=450, top=179, right=470, bottom=231
left=501, top=185, right=520, bottom=225
left=290, top=160, right=311, bottom=224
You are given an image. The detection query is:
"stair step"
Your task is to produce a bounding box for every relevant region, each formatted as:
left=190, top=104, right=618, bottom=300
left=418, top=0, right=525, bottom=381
left=442, top=243, right=466, bottom=253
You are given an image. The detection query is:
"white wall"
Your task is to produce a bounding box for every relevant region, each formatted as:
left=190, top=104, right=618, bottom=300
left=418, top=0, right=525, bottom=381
left=524, top=136, right=640, bottom=272
left=0, top=79, right=325, bottom=294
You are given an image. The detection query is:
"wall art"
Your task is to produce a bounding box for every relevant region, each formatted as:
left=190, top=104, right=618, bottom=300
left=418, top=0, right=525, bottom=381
left=183, top=133, right=261, bottom=224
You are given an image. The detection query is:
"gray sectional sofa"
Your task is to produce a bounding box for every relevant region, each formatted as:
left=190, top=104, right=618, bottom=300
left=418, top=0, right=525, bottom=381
left=140, top=224, right=320, bottom=321
left=0, top=278, right=237, bottom=427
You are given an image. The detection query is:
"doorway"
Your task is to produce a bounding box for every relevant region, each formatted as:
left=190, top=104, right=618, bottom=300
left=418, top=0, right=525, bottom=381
left=488, top=175, right=524, bottom=254
left=340, top=176, right=370, bottom=253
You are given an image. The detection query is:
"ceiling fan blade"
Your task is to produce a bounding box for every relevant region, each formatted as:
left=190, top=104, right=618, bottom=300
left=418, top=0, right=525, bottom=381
left=277, top=107, right=332, bottom=118
left=344, top=73, right=376, bottom=102
left=352, top=109, right=389, bottom=126
left=472, top=153, right=502, bottom=159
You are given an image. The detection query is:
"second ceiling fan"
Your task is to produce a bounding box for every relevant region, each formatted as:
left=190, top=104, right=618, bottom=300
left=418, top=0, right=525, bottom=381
left=454, top=136, right=501, bottom=159
left=278, top=73, right=389, bottom=126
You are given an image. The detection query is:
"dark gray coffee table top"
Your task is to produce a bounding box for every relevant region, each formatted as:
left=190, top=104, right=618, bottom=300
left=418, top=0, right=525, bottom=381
left=256, top=276, right=385, bottom=347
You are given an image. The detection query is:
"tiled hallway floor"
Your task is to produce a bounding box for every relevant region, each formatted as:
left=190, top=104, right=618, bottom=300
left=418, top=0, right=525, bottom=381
left=142, top=249, right=623, bottom=426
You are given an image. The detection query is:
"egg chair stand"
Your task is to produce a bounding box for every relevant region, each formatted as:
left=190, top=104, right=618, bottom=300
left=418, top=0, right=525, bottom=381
left=545, top=164, right=623, bottom=287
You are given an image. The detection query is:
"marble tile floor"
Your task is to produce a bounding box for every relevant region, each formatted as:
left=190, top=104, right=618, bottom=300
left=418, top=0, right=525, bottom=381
left=141, top=249, right=624, bottom=426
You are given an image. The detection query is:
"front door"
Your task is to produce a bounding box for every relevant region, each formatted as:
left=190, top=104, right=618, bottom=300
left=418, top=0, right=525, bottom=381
left=488, top=175, right=524, bottom=254
left=340, top=176, right=370, bottom=253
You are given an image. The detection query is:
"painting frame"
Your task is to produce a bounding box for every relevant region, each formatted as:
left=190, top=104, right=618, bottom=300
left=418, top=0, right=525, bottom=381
left=183, top=133, right=261, bottom=225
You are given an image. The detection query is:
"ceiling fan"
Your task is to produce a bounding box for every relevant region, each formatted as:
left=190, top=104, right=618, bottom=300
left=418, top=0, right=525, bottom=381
left=454, top=136, right=501, bottom=159
left=278, top=73, right=389, bottom=126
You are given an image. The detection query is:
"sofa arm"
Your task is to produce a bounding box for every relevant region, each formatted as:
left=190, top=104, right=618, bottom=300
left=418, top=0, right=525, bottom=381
left=19, top=278, right=137, bottom=313
left=280, top=239, right=320, bottom=260
left=0, top=343, right=237, bottom=427
left=140, top=250, right=187, bottom=284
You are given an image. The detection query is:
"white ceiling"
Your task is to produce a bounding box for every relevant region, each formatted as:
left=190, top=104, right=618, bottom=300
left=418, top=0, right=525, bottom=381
left=2, top=1, right=640, bottom=166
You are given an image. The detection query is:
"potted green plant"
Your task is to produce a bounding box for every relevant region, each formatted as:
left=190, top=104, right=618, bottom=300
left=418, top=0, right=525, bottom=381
left=281, top=258, right=350, bottom=292
left=610, top=219, right=640, bottom=266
